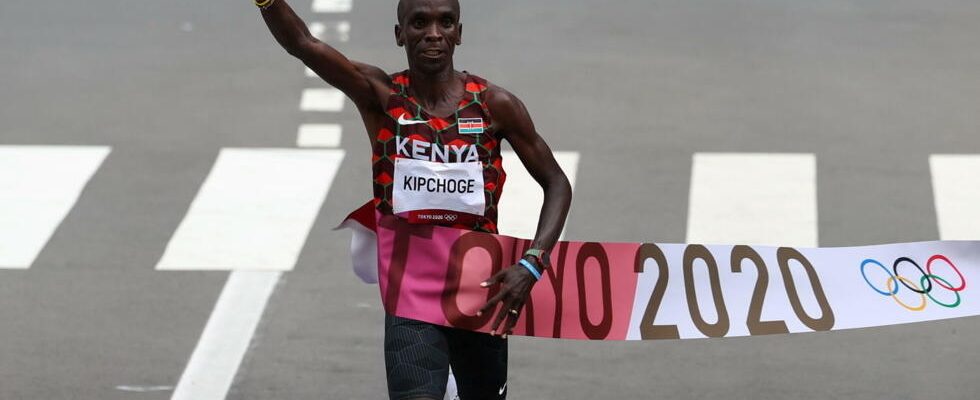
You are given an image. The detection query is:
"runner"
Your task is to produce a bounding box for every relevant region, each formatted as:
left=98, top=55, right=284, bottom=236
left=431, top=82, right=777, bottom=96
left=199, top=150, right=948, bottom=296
left=258, top=0, right=572, bottom=398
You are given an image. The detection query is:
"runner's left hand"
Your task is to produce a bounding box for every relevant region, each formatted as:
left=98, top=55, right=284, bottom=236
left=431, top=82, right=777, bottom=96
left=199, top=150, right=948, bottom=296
left=477, top=259, right=540, bottom=338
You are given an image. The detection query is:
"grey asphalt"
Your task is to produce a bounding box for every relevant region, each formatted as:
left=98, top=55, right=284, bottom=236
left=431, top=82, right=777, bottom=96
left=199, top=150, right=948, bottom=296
left=2, top=0, right=979, bottom=399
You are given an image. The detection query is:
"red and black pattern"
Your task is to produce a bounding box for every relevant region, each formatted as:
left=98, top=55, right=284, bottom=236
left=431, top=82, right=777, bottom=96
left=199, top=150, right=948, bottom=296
left=372, top=71, right=505, bottom=233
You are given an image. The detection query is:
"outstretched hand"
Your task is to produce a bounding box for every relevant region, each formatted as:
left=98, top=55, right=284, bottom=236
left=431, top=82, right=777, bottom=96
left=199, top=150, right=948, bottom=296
left=477, top=259, right=540, bottom=338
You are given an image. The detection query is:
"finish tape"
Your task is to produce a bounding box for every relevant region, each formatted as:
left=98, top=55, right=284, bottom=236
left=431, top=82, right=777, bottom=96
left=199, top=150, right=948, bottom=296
left=340, top=202, right=979, bottom=340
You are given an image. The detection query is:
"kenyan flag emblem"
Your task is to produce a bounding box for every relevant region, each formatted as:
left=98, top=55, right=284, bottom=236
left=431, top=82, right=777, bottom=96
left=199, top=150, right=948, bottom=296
left=458, top=118, right=485, bottom=135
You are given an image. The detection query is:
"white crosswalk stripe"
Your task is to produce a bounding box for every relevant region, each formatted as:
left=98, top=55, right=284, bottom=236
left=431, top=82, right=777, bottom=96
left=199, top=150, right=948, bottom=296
left=312, top=0, right=352, bottom=13
left=686, top=153, right=818, bottom=247
left=300, top=88, right=346, bottom=112
left=156, top=148, right=345, bottom=271
left=308, top=21, right=350, bottom=43
left=930, top=154, right=980, bottom=240
left=297, top=123, right=343, bottom=148
left=0, top=145, right=111, bottom=269
left=497, top=151, right=580, bottom=240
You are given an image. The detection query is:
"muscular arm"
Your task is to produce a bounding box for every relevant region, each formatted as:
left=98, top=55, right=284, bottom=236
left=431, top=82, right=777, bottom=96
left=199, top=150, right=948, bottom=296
left=490, top=87, right=572, bottom=252
left=259, top=1, right=388, bottom=110
left=478, top=86, right=573, bottom=337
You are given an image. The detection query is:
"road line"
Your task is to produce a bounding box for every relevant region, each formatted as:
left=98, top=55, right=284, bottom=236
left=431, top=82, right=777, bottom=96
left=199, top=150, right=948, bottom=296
left=312, top=0, right=352, bottom=13
left=497, top=151, right=580, bottom=240
left=300, top=88, right=345, bottom=112
left=686, top=153, right=817, bottom=247
left=308, top=21, right=350, bottom=43
left=171, top=270, right=282, bottom=400
left=116, top=385, right=174, bottom=393
left=297, top=124, right=343, bottom=148
left=308, top=22, right=326, bottom=39
left=0, top=145, right=111, bottom=269
left=156, top=148, right=345, bottom=271
left=930, top=154, right=980, bottom=240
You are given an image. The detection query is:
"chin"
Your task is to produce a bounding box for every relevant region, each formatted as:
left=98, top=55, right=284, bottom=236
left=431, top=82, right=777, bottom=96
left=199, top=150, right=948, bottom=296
left=414, top=58, right=452, bottom=74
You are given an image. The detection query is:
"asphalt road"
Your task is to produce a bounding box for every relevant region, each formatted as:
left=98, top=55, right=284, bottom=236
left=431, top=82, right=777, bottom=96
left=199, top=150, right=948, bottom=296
left=2, top=0, right=980, bottom=399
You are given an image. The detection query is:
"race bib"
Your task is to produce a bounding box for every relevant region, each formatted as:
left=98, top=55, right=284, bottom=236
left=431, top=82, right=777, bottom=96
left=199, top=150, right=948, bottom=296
left=392, top=158, right=485, bottom=219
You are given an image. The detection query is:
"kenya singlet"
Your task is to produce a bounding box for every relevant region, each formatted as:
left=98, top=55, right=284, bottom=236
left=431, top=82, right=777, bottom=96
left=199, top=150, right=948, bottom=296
left=372, top=71, right=506, bottom=234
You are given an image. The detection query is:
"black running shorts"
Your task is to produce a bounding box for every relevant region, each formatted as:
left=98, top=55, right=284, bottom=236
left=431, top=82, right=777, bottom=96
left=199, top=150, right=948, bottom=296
left=384, top=314, right=508, bottom=400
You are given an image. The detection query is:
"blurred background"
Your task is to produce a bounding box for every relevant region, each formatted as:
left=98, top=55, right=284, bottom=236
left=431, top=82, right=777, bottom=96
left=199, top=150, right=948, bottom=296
left=2, top=0, right=979, bottom=398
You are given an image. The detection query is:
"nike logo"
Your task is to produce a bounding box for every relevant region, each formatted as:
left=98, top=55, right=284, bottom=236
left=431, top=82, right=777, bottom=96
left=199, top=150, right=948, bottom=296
left=397, top=113, right=430, bottom=126
left=499, top=382, right=507, bottom=396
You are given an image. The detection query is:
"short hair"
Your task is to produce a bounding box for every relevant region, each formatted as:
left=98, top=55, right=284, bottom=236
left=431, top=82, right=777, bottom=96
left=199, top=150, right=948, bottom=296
left=397, top=0, right=461, bottom=24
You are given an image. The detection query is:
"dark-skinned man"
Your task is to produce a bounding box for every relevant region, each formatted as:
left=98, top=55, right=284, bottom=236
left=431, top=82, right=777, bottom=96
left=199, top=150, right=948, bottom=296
left=258, top=0, right=572, bottom=398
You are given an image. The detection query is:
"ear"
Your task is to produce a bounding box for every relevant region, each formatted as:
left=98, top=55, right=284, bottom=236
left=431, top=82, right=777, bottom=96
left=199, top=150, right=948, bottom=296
left=456, top=23, right=463, bottom=45
left=395, top=24, right=404, bottom=47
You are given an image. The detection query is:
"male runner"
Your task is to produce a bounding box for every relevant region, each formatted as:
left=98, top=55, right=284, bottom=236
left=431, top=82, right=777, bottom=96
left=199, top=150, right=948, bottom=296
left=258, top=0, right=572, bottom=398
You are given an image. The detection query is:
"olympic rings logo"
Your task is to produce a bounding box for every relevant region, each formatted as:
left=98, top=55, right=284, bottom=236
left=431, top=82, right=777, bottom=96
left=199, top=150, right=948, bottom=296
left=860, top=255, right=967, bottom=311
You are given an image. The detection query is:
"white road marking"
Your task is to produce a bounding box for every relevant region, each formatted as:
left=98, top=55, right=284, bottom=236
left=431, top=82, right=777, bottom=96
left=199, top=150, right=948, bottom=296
left=686, top=153, right=818, bottom=247
left=116, top=385, right=174, bottom=393
left=312, top=0, right=352, bottom=13
left=300, top=88, right=346, bottom=112
left=497, top=151, right=580, bottom=240
left=335, top=21, right=351, bottom=42
left=297, top=124, right=343, bottom=148
left=156, top=148, right=345, bottom=271
left=930, top=154, right=980, bottom=240
left=0, top=145, right=110, bottom=269
left=308, top=21, right=350, bottom=43
left=171, top=270, right=282, bottom=400
left=308, top=22, right=326, bottom=39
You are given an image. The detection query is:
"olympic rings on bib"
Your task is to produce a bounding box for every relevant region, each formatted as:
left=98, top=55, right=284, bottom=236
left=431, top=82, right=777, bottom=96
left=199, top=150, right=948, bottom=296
left=860, top=254, right=967, bottom=311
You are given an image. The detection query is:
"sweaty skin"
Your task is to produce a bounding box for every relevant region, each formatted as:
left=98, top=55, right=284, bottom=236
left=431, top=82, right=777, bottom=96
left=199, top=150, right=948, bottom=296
left=260, top=0, right=572, bottom=338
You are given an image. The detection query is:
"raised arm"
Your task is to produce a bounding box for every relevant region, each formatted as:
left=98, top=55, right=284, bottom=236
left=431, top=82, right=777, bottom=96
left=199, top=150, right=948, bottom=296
left=258, top=0, right=389, bottom=109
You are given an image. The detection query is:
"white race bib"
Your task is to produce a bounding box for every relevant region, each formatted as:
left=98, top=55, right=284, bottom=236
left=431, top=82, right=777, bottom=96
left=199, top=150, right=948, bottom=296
left=392, top=158, right=485, bottom=217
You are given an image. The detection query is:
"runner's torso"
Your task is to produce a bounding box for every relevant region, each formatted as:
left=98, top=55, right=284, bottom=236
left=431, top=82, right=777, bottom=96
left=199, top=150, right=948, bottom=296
left=372, top=71, right=506, bottom=233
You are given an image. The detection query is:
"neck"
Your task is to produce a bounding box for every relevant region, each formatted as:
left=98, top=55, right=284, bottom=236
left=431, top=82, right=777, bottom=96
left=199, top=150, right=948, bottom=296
left=407, top=65, right=460, bottom=106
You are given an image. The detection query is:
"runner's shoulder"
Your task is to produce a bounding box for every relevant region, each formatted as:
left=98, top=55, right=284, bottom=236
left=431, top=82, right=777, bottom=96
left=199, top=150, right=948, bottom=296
left=483, top=83, right=531, bottom=129
left=348, top=61, right=394, bottom=112
left=483, top=83, right=518, bottom=108
left=351, top=61, right=393, bottom=89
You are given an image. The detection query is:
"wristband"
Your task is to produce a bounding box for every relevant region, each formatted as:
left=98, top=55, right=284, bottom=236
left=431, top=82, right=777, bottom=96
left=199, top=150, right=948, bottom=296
left=524, top=248, right=551, bottom=268
left=518, top=259, right=542, bottom=281
left=255, top=0, right=276, bottom=9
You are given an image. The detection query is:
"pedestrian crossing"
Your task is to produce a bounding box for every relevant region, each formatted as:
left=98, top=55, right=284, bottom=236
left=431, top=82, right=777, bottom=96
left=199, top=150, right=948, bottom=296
left=3, top=147, right=978, bottom=400
left=7, top=146, right=980, bottom=272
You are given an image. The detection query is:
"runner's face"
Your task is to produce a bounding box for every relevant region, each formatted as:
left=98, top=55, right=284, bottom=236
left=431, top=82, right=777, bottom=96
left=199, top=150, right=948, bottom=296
left=395, top=0, right=462, bottom=74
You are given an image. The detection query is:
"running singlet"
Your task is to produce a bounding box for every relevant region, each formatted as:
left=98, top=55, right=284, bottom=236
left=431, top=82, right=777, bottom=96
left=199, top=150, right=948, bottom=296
left=372, top=71, right=506, bottom=233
